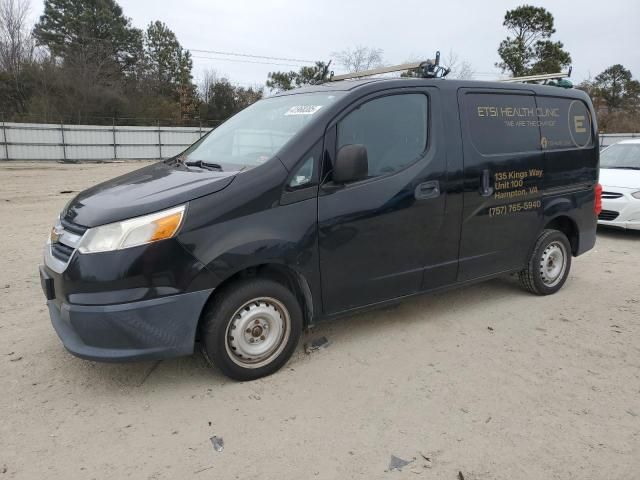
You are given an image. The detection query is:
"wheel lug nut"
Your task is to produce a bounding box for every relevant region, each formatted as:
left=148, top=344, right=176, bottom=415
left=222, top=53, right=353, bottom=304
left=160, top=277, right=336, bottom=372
left=246, top=328, right=251, bottom=333
left=260, top=335, right=265, bottom=340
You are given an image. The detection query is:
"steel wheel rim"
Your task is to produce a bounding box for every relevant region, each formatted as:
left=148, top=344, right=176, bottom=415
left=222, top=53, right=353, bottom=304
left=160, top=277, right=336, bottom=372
left=539, top=241, right=567, bottom=287
left=225, top=297, right=291, bottom=369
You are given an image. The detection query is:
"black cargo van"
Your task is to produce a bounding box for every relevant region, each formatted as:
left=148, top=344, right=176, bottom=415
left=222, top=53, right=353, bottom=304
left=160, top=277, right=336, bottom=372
left=39, top=77, right=600, bottom=380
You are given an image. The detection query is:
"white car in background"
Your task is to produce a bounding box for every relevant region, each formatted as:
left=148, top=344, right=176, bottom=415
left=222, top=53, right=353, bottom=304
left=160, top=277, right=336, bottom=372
left=598, top=139, right=640, bottom=230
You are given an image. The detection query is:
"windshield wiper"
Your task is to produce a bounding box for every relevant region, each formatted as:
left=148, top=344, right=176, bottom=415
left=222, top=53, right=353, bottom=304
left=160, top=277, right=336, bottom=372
left=605, top=166, right=640, bottom=170
left=183, top=159, right=224, bottom=171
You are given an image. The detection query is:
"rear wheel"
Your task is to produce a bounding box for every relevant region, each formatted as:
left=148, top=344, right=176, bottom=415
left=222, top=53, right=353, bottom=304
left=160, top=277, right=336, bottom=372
left=200, top=278, right=302, bottom=381
left=519, top=229, right=572, bottom=295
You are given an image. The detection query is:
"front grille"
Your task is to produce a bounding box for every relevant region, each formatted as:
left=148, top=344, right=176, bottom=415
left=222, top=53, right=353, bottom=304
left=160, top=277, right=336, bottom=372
left=51, top=241, right=75, bottom=262
left=60, top=217, right=88, bottom=235
left=50, top=217, right=86, bottom=263
left=602, top=191, right=623, bottom=199
left=599, top=210, right=619, bottom=221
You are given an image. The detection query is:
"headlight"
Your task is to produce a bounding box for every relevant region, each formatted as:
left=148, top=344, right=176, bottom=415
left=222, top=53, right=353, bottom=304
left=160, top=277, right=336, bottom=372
left=632, top=191, right=640, bottom=199
left=78, top=205, right=186, bottom=254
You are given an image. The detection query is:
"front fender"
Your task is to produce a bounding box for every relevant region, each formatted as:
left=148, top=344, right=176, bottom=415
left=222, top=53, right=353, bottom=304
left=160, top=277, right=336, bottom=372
left=180, top=200, right=318, bottom=285
left=177, top=161, right=322, bottom=316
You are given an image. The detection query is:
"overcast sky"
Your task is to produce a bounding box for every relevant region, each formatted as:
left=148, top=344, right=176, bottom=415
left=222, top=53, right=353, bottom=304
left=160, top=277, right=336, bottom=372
left=28, top=0, right=640, bottom=88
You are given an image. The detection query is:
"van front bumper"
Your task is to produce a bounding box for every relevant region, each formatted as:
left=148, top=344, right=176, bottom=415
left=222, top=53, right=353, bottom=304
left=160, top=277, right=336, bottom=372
left=45, top=289, right=212, bottom=362
left=39, top=232, right=217, bottom=362
left=598, top=218, right=640, bottom=230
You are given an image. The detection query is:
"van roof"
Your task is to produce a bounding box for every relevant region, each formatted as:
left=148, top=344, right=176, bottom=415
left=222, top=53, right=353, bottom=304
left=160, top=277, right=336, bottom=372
left=274, top=78, right=386, bottom=94
left=274, top=77, right=590, bottom=99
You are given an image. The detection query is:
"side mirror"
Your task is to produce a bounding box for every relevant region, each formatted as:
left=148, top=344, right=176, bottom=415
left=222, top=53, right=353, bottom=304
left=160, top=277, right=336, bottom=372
left=333, top=144, right=368, bottom=183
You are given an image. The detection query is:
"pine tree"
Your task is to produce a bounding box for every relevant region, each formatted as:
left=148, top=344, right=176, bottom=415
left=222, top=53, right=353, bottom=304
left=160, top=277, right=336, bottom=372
left=496, top=5, right=571, bottom=77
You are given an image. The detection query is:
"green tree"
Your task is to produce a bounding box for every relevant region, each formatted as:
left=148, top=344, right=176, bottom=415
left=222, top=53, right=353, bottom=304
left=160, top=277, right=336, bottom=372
left=266, top=61, right=330, bottom=92
left=496, top=5, right=571, bottom=77
left=593, top=64, right=640, bottom=110
left=33, top=0, right=142, bottom=76
left=577, top=67, right=640, bottom=133
left=142, top=21, right=196, bottom=120
left=32, top=0, right=143, bottom=120
left=527, top=40, right=571, bottom=75
left=201, top=77, right=262, bottom=123
left=143, top=21, right=191, bottom=95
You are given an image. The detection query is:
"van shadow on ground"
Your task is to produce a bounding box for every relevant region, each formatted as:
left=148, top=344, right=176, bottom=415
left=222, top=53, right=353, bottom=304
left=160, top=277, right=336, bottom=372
left=64, top=274, right=528, bottom=390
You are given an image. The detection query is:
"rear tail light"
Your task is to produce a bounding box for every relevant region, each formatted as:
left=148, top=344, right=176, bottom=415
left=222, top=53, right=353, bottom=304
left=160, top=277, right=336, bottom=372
left=594, top=183, right=602, bottom=216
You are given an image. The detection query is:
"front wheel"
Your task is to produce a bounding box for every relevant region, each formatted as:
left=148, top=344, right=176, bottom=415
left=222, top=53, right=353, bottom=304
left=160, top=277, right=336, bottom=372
left=519, top=229, right=572, bottom=295
left=200, top=278, right=302, bottom=381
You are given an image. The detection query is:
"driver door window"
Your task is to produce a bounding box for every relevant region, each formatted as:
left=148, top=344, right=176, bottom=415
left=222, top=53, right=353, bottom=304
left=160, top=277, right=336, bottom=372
left=337, top=94, right=429, bottom=178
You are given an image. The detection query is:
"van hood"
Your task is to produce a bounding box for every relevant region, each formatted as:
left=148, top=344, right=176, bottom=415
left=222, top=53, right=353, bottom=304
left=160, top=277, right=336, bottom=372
left=63, top=161, right=237, bottom=228
left=600, top=168, right=640, bottom=190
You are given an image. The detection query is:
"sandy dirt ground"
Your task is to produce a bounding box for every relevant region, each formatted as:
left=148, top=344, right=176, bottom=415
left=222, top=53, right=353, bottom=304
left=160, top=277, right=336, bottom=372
left=0, top=161, right=639, bottom=480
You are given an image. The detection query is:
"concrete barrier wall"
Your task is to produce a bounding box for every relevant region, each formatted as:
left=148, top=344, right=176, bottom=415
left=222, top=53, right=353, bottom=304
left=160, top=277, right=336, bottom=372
left=0, top=122, right=212, bottom=161
left=0, top=120, right=637, bottom=161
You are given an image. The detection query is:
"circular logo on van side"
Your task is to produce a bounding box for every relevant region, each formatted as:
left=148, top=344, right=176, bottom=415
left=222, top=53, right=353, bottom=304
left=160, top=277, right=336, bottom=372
left=567, top=100, right=592, bottom=149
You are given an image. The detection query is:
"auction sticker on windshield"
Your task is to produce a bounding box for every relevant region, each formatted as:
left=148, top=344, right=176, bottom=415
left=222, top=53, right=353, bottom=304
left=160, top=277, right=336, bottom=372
left=284, top=105, right=323, bottom=116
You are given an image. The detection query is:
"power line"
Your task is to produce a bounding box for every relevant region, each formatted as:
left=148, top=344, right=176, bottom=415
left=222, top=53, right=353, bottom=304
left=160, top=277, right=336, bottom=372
left=37, top=32, right=318, bottom=64
left=39, top=33, right=504, bottom=78
left=189, top=48, right=315, bottom=64
left=191, top=55, right=303, bottom=68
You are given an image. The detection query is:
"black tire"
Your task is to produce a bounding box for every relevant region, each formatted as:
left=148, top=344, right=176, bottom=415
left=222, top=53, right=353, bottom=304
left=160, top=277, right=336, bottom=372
left=200, top=278, right=302, bottom=381
left=519, top=229, right=572, bottom=295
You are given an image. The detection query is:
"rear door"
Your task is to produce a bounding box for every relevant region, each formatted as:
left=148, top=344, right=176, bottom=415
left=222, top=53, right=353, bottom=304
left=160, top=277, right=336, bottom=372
left=318, top=88, right=456, bottom=314
left=457, top=89, right=545, bottom=281
left=535, top=95, right=597, bottom=190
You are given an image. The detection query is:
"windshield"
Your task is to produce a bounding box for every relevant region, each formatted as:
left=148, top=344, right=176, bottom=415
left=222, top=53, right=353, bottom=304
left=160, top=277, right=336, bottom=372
left=182, top=92, right=343, bottom=168
left=600, top=143, right=640, bottom=169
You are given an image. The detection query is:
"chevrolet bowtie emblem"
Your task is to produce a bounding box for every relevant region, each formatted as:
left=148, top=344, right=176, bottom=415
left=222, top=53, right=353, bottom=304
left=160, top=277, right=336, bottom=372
left=51, top=225, right=64, bottom=243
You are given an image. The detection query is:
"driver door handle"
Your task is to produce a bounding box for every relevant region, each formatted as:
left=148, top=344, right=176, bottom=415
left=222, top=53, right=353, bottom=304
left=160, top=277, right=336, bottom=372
left=415, top=180, right=440, bottom=200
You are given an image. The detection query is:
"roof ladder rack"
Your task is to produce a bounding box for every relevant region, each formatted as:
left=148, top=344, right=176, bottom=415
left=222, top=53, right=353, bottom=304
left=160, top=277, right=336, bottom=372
left=329, top=51, right=449, bottom=81
left=498, top=68, right=572, bottom=83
